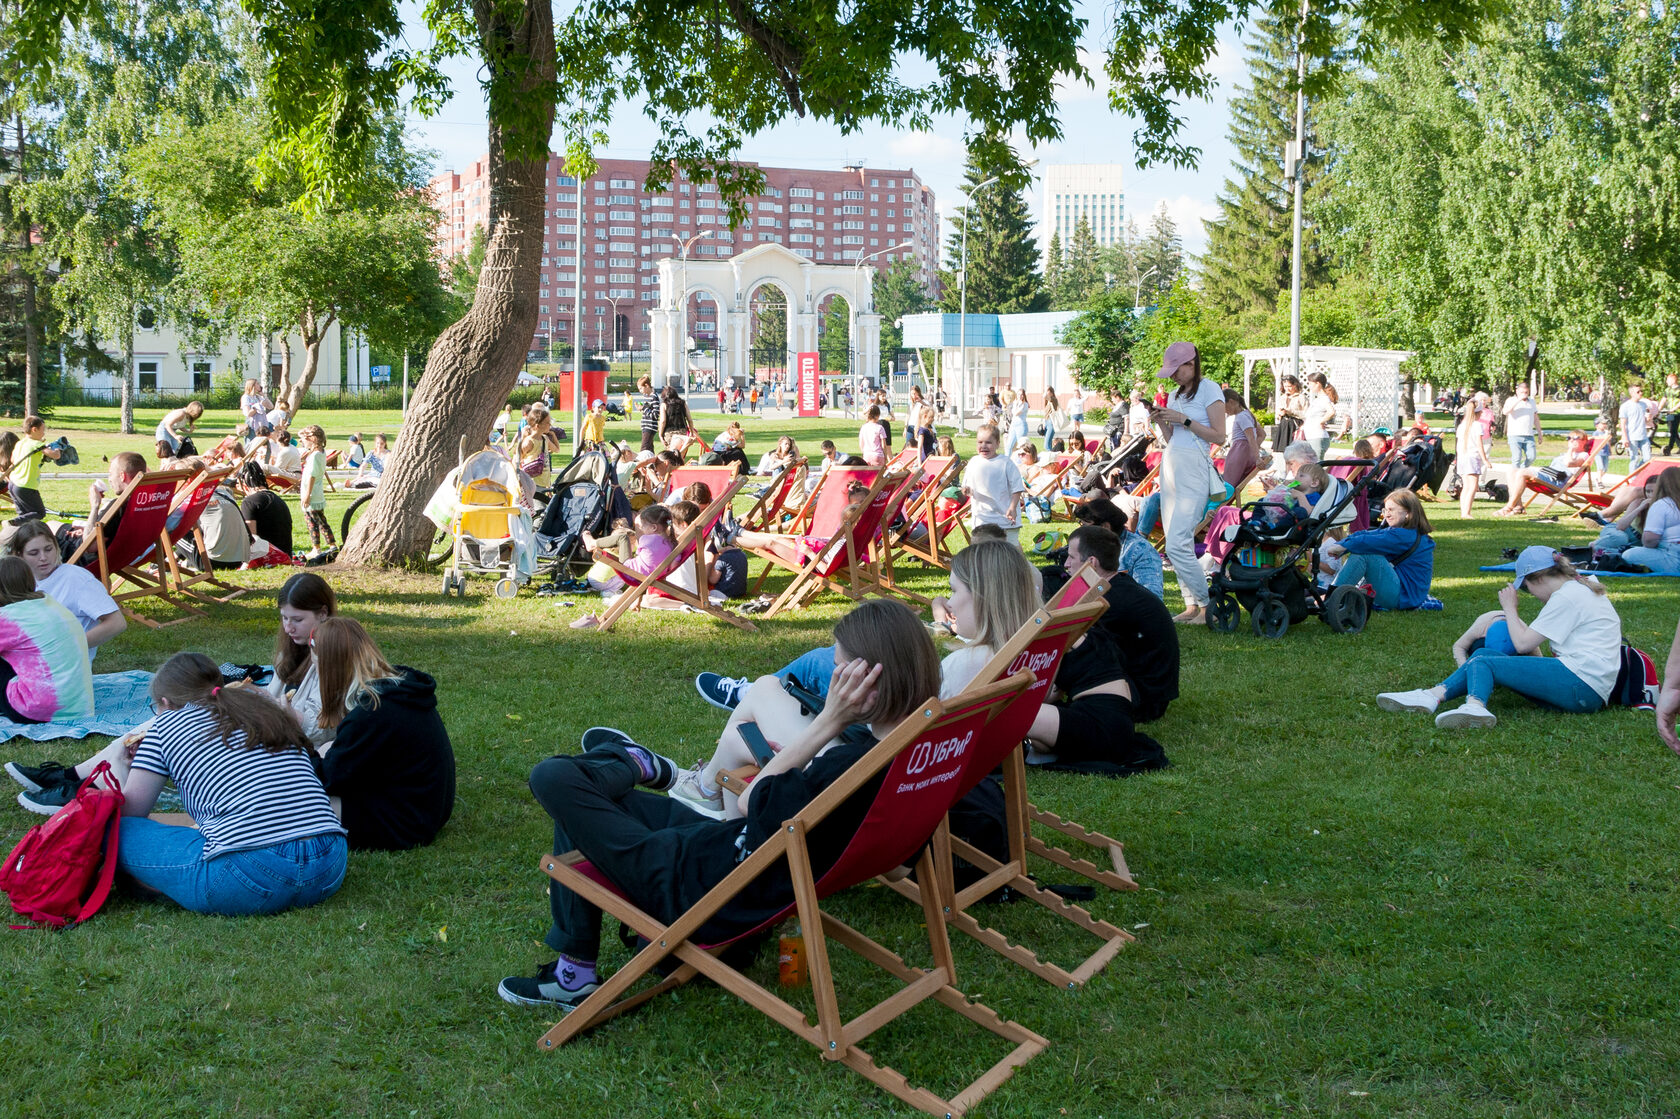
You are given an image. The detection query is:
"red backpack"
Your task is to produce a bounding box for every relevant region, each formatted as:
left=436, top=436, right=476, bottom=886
left=1612, top=644, right=1661, bottom=711
left=0, top=763, right=125, bottom=929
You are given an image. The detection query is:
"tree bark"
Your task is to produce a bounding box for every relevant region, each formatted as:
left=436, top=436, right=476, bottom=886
left=276, top=336, right=293, bottom=407
left=341, top=0, right=556, bottom=565
left=283, top=306, right=333, bottom=415
left=121, top=320, right=134, bottom=434
left=258, top=329, right=273, bottom=398
left=22, top=267, right=40, bottom=416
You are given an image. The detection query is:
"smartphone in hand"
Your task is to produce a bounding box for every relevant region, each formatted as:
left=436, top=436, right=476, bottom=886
left=737, top=721, right=777, bottom=766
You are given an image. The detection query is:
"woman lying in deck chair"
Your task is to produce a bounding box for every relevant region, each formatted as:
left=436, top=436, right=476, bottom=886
left=499, top=599, right=941, bottom=1010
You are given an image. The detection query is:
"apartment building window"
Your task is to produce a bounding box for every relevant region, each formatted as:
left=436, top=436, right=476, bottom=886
left=609, top=178, right=635, bottom=188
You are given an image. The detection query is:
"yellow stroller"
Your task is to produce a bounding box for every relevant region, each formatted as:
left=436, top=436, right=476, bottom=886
left=435, top=447, right=536, bottom=598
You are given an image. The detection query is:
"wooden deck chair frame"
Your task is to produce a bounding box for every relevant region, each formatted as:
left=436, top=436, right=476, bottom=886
left=536, top=675, right=1044, bottom=1118
left=1526, top=434, right=1610, bottom=515
left=64, top=467, right=195, bottom=629
left=160, top=464, right=250, bottom=607
left=889, top=455, right=966, bottom=570
left=1024, top=453, right=1078, bottom=504
left=756, top=467, right=928, bottom=617
left=884, top=568, right=1137, bottom=989
left=747, top=464, right=881, bottom=596
left=740, top=458, right=807, bottom=532
left=593, top=477, right=756, bottom=632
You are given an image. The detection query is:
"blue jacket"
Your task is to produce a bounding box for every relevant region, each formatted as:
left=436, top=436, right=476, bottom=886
left=1342, top=527, right=1435, bottom=608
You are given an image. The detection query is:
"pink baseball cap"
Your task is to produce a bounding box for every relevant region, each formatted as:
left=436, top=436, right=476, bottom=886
left=1158, top=341, right=1199, bottom=379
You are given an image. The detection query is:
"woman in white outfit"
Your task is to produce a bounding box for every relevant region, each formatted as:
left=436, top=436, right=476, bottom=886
left=1151, top=341, right=1227, bottom=625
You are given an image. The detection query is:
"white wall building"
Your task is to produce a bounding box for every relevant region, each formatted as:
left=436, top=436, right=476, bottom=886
left=1042, top=164, right=1126, bottom=268
left=67, top=316, right=373, bottom=399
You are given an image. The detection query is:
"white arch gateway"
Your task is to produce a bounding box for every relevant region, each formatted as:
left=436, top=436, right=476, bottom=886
left=649, top=243, right=881, bottom=389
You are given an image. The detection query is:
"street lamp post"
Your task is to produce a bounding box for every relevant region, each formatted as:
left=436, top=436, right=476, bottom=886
left=850, top=240, right=913, bottom=419
left=673, top=230, right=715, bottom=395
left=1287, top=0, right=1310, bottom=387
left=956, top=176, right=999, bottom=435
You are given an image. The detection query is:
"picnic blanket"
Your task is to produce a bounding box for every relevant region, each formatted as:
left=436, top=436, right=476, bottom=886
left=0, top=670, right=155, bottom=743
left=1479, top=563, right=1680, bottom=578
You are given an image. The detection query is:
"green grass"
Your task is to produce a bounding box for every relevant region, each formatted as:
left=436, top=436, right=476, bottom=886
left=4, top=407, right=1677, bottom=1117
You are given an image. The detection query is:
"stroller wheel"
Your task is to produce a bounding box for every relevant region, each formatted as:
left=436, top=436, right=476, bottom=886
left=493, top=577, right=519, bottom=600
left=1323, top=585, right=1370, bottom=634
left=1251, top=597, right=1289, bottom=639
left=440, top=571, right=456, bottom=597
left=1208, top=593, right=1241, bottom=634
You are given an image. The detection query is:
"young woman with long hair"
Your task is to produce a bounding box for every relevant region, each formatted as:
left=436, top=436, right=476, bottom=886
left=499, top=599, right=943, bottom=1010
left=112, top=652, right=347, bottom=916
left=313, top=618, right=455, bottom=851
left=0, top=556, right=92, bottom=725
left=266, top=572, right=338, bottom=743
left=1322, top=488, right=1437, bottom=610
left=1149, top=341, right=1227, bottom=624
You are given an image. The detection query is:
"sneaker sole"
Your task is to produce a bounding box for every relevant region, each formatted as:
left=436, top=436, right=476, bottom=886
left=668, top=790, right=729, bottom=820
left=1436, top=709, right=1498, bottom=729
left=580, top=726, right=636, bottom=752
left=693, top=676, right=739, bottom=712
left=496, top=978, right=599, bottom=1010
left=16, top=791, right=66, bottom=816
left=1376, top=696, right=1438, bottom=715
left=5, top=761, right=49, bottom=794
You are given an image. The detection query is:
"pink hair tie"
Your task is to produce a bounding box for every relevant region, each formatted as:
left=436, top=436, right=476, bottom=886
left=211, top=685, right=221, bottom=697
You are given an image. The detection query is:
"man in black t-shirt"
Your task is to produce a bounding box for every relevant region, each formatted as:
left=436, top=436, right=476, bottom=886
left=236, top=463, right=294, bottom=555
left=1065, top=526, right=1180, bottom=723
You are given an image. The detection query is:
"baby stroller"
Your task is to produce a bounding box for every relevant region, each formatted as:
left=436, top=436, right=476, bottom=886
left=438, top=447, right=534, bottom=599
left=533, top=447, right=626, bottom=588
left=1207, top=459, right=1377, bottom=639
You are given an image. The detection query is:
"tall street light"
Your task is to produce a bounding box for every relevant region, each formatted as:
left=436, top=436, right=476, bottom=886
left=1287, top=0, right=1310, bottom=388
left=673, top=230, right=715, bottom=394
left=956, top=176, right=998, bottom=435
left=851, top=240, right=913, bottom=418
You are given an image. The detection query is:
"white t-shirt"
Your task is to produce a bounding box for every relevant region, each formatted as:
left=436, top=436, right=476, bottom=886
left=1505, top=396, right=1538, bottom=437
left=1529, top=580, right=1623, bottom=701
left=1161, top=379, right=1227, bottom=457
left=1127, top=402, right=1151, bottom=436
left=939, top=644, right=994, bottom=699
left=38, top=563, right=119, bottom=661
left=962, top=454, right=1027, bottom=529
left=1620, top=398, right=1649, bottom=441
left=1303, top=393, right=1335, bottom=440
left=1643, top=496, right=1680, bottom=547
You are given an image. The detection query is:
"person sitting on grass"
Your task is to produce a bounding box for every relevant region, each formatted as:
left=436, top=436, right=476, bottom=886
left=1377, top=546, right=1622, bottom=728
left=1320, top=488, right=1436, bottom=611
left=1054, top=525, right=1179, bottom=725
left=1064, top=497, right=1164, bottom=600
left=112, top=652, right=348, bottom=917
left=348, top=433, right=389, bottom=489
left=673, top=540, right=1039, bottom=819
left=5, top=519, right=125, bottom=659
left=1595, top=466, right=1680, bottom=573
left=238, top=461, right=294, bottom=557
left=312, top=617, right=455, bottom=851
left=498, top=599, right=941, bottom=1010
left=0, top=556, right=93, bottom=727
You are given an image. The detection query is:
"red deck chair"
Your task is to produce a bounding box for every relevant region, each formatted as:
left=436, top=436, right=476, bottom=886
left=753, top=466, right=927, bottom=616
left=160, top=464, right=249, bottom=607
left=885, top=572, right=1137, bottom=988
left=1535, top=451, right=1679, bottom=515
left=1525, top=433, right=1611, bottom=514
left=1024, top=452, right=1079, bottom=505
left=740, top=458, right=807, bottom=532
left=664, top=463, right=741, bottom=504
left=887, top=454, right=966, bottom=570
left=592, top=478, right=756, bottom=632
left=748, top=465, right=880, bottom=594
left=64, top=468, right=193, bottom=629
left=536, top=674, right=1043, bottom=1117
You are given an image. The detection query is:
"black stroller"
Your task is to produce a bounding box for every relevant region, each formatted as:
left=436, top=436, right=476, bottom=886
left=1207, top=459, right=1379, bottom=639
left=533, top=448, right=628, bottom=590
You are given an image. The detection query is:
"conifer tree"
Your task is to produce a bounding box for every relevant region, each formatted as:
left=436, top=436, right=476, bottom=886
left=1043, top=230, right=1065, bottom=305
left=1062, top=216, right=1104, bottom=305
left=939, top=150, right=1047, bottom=315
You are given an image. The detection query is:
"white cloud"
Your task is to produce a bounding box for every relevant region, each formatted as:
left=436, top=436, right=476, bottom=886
left=886, top=131, right=967, bottom=170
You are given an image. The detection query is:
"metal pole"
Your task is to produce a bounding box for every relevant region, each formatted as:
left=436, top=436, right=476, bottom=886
left=956, top=179, right=999, bottom=436
left=401, top=350, right=409, bottom=415
left=1287, top=0, right=1309, bottom=387
left=572, top=160, right=585, bottom=454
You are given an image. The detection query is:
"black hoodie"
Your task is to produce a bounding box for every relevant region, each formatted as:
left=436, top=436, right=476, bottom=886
left=318, top=667, right=455, bottom=851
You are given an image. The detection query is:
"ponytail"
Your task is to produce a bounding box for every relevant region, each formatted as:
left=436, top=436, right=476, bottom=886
left=151, top=652, right=312, bottom=753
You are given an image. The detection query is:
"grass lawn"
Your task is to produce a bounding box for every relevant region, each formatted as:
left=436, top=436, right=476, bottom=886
left=4, top=405, right=1677, bottom=1117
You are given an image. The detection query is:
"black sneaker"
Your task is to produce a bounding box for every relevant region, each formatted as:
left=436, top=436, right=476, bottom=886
left=5, top=760, right=73, bottom=795
left=497, top=959, right=600, bottom=1009
left=579, top=727, right=678, bottom=790
left=17, top=777, right=79, bottom=816
left=694, top=672, right=751, bottom=711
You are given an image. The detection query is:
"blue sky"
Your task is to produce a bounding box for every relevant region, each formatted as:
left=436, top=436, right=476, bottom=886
left=400, top=4, right=1247, bottom=261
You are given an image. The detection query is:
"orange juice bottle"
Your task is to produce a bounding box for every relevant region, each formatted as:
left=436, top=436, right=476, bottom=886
left=777, top=924, right=806, bottom=987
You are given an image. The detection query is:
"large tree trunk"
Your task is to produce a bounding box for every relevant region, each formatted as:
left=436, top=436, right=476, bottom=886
left=22, top=268, right=39, bottom=416
left=121, top=321, right=134, bottom=434
left=276, top=336, right=293, bottom=408
left=341, top=0, right=556, bottom=565
left=258, top=329, right=273, bottom=398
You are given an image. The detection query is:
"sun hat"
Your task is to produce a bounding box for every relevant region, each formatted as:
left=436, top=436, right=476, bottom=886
left=1510, top=545, right=1560, bottom=590
left=1157, top=341, right=1198, bottom=379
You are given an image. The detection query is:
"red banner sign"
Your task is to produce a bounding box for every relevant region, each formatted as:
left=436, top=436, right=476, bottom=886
left=797, top=352, right=821, bottom=417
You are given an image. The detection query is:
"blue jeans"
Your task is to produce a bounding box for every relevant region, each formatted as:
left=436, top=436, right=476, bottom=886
left=1508, top=435, right=1536, bottom=468
left=777, top=646, right=836, bottom=698
left=118, top=819, right=348, bottom=916
left=1437, top=621, right=1603, bottom=712
left=1619, top=542, right=1680, bottom=573
left=1135, top=493, right=1162, bottom=536
left=1333, top=552, right=1401, bottom=609
left=1629, top=437, right=1652, bottom=469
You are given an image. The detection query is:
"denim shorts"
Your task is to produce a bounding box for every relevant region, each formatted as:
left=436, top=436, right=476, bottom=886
left=118, top=819, right=348, bottom=916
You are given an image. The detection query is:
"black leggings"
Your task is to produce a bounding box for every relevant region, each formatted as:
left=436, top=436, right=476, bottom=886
left=1046, top=692, right=1168, bottom=776
left=9, top=486, right=45, bottom=521
left=1666, top=413, right=1679, bottom=456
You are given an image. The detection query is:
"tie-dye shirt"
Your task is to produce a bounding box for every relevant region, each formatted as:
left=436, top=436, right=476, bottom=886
left=0, top=597, right=94, bottom=722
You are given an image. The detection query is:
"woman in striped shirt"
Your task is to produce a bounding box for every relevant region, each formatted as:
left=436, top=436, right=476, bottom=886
left=115, top=653, right=348, bottom=916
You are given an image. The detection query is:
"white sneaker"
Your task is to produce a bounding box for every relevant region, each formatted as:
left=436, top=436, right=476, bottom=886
left=1376, top=688, right=1442, bottom=715
left=1435, top=699, right=1497, bottom=729
left=667, top=763, right=727, bottom=820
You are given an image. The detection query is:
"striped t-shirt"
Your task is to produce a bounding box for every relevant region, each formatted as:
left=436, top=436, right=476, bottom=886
left=131, top=704, right=344, bottom=860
